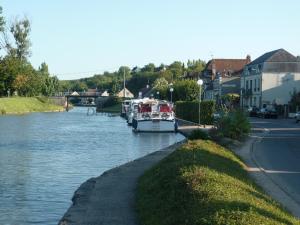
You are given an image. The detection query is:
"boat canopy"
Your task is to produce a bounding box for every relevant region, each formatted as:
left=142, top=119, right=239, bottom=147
left=139, top=104, right=152, bottom=113
left=159, top=104, right=172, bottom=113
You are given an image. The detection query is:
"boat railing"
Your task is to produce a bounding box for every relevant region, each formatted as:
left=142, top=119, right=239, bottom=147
left=136, top=111, right=174, bottom=120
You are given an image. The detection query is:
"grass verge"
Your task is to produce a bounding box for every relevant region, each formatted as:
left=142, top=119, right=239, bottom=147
left=137, top=140, right=300, bottom=225
left=97, top=103, right=121, bottom=113
left=0, top=97, right=64, bottom=115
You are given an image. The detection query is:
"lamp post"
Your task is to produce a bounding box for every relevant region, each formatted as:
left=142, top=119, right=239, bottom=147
left=156, top=91, right=160, bottom=100
left=169, top=83, right=173, bottom=103
left=197, top=79, right=203, bottom=127
left=170, top=87, right=174, bottom=103
left=219, top=76, right=222, bottom=105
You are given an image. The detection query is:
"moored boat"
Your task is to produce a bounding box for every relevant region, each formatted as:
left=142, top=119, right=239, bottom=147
left=127, top=98, right=145, bottom=125
left=132, top=99, right=177, bottom=132
left=121, top=100, right=131, bottom=118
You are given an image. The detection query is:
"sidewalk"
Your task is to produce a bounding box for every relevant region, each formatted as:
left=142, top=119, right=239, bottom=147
left=176, top=118, right=213, bottom=136
left=59, top=141, right=185, bottom=225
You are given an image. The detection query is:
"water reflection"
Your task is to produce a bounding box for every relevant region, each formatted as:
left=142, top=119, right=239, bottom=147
left=0, top=108, right=184, bottom=225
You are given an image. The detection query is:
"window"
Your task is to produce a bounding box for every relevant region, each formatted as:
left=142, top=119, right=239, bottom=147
left=254, top=79, right=257, bottom=92
left=250, top=80, right=253, bottom=91
left=246, top=80, right=249, bottom=90
left=258, top=64, right=262, bottom=72
left=257, top=78, right=260, bottom=91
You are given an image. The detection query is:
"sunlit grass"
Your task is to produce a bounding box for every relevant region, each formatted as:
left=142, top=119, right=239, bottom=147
left=137, top=140, right=300, bottom=225
left=0, top=97, right=63, bottom=114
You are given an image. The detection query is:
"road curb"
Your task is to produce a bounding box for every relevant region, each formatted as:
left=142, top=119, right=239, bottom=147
left=233, top=132, right=300, bottom=218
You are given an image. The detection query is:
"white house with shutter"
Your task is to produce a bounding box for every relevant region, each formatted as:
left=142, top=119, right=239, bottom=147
left=240, top=49, right=300, bottom=108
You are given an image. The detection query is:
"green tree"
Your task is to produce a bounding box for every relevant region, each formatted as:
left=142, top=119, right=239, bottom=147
left=290, top=89, right=300, bottom=111
left=187, top=59, right=206, bottom=74
left=8, top=17, right=31, bottom=60
left=0, top=6, right=6, bottom=51
left=141, top=63, right=155, bottom=72
left=118, top=66, right=131, bottom=80
left=167, top=61, right=184, bottom=80
left=12, top=64, right=42, bottom=96
left=173, top=79, right=199, bottom=101
left=153, top=77, right=169, bottom=99
left=39, top=62, right=49, bottom=75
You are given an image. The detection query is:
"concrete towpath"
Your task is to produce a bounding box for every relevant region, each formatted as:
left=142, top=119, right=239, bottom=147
left=59, top=140, right=185, bottom=225
left=176, top=118, right=213, bottom=136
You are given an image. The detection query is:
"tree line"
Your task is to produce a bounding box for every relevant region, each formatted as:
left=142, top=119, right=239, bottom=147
left=0, top=6, right=59, bottom=97
left=61, top=60, right=206, bottom=101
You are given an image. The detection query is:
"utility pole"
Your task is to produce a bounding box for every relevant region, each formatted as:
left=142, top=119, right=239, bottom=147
left=123, top=68, right=126, bottom=98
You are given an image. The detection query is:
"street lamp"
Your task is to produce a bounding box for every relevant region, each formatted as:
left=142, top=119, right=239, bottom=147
left=169, top=83, right=174, bottom=103
left=219, top=76, right=222, bottom=105
left=197, top=79, right=203, bottom=127
left=170, top=87, right=174, bottom=103
left=156, top=91, right=160, bottom=100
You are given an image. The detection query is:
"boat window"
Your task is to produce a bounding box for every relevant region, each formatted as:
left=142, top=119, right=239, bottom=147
left=159, top=104, right=171, bottom=112
left=139, top=104, right=151, bottom=113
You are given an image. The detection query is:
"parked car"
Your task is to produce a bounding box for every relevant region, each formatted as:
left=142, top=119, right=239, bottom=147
left=248, top=106, right=259, bottom=117
left=257, top=108, right=278, bottom=119
left=294, top=111, right=300, bottom=119
left=296, top=111, right=300, bottom=123
left=213, top=112, right=221, bottom=120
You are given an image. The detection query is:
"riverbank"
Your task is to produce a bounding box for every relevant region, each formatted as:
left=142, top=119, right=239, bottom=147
left=59, top=140, right=185, bottom=225
left=0, top=97, right=64, bottom=115
left=137, top=139, right=300, bottom=225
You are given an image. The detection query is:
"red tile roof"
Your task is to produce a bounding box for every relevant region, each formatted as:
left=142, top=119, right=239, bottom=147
left=206, top=59, right=249, bottom=73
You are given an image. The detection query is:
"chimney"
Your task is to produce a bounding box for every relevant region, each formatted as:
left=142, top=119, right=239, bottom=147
left=211, top=58, right=216, bottom=80
left=246, top=55, right=251, bottom=64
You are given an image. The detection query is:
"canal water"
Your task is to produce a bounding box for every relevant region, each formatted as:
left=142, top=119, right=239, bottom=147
left=0, top=107, right=184, bottom=225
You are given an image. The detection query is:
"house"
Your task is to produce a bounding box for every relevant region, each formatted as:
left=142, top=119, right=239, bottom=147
left=70, top=91, right=79, bottom=96
left=101, top=90, right=109, bottom=97
left=240, top=49, right=300, bottom=109
left=116, top=88, right=134, bottom=98
left=138, top=85, right=152, bottom=98
left=202, top=56, right=251, bottom=101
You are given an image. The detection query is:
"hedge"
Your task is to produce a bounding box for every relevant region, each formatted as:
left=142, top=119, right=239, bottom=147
left=175, top=100, right=215, bottom=125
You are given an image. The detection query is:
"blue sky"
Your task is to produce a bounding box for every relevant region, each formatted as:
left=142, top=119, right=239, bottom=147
left=2, top=0, right=300, bottom=80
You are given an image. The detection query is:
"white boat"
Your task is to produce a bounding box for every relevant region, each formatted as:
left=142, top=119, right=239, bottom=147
left=132, top=99, right=177, bottom=132
left=121, top=100, right=131, bottom=117
left=127, top=98, right=145, bottom=125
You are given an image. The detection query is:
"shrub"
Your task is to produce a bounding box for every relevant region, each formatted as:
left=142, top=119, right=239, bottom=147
left=188, top=129, right=210, bottom=140
left=103, top=96, right=121, bottom=108
left=173, top=80, right=199, bottom=101
left=175, top=100, right=215, bottom=125
left=1, top=108, right=6, bottom=115
left=213, top=110, right=250, bottom=140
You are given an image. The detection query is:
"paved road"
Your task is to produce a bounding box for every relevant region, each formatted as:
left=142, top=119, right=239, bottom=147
left=250, top=117, right=300, bottom=210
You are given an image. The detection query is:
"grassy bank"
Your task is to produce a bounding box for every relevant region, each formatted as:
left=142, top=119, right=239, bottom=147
left=0, top=97, right=64, bottom=115
left=137, top=140, right=299, bottom=225
left=97, top=103, right=121, bottom=113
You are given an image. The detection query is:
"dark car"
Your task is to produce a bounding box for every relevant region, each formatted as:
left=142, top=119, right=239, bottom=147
left=248, top=106, right=259, bottom=117
left=257, top=108, right=278, bottom=119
